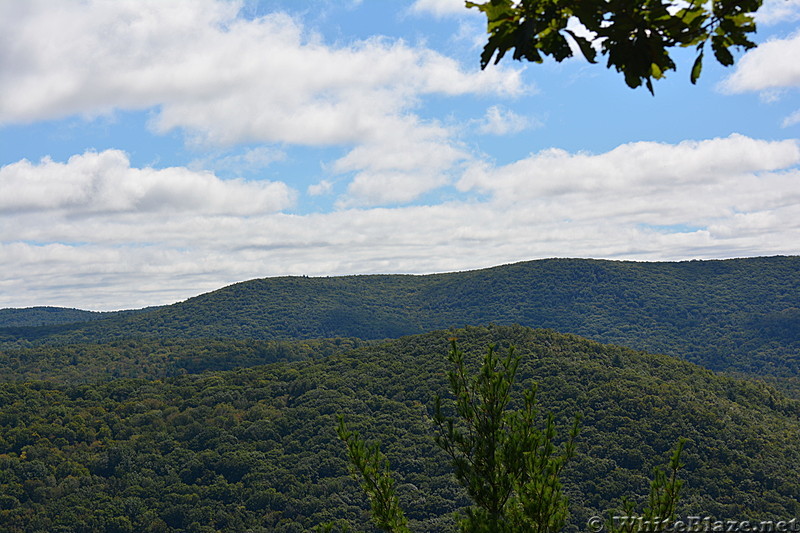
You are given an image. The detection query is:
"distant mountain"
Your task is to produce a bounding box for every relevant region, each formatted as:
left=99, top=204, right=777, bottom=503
left=1, top=325, right=799, bottom=531
left=0, top=305, right=161, bottom=328
left=2, top=256, right=799, bottom=379
left=0, top=307, right=106, bottom=328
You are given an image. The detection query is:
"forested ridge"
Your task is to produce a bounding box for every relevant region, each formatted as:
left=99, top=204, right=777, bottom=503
left=0, top=307, right=159, bottom=329
left=3, top=257, right=800, bottom=532
left=3, top=256, right=800, bottom=380
left=1, top=326, right=800, bottom=532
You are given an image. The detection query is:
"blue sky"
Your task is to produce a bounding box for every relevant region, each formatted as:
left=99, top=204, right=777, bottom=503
left=2, top=0, right=800, bottom=310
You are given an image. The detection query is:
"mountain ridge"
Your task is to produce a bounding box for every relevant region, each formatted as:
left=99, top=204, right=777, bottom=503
left=2, top=256, right=799, bottom=381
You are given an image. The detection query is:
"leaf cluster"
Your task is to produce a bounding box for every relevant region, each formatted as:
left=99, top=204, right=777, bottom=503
left=467, top=0, right=762, bottom=92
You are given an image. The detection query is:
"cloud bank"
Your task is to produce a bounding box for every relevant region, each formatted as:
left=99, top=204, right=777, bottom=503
left=3, top=135, right=798, bottom=310
left=1, top=150, right=294, bottom=215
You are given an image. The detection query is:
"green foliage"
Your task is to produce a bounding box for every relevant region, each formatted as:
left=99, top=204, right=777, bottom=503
left=338, top=338, right=691, bottom=533
left=467, top=0, right=762, bottom=93
left=3, top=257, right=800, bottom=532
left=338, top=417, right=411, bottom=532
left=608, top=439, right=685, bottom=533
left=433, top=340, right=579, bottom=532
left=0, top=337, right=368, bottom=383
left=646, top=440, right=685, bottom=524
left=0, top=306, right=156, bottom=329
left=339, top=339, right=580, bottom=532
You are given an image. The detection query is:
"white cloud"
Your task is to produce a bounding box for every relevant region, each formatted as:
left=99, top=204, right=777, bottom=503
left=458, top=134, right=800, bottom=205
left=2, top=135, right=799, bottom=310
left=410, top=0, right=474, bottom=17
left=756, top=0, right=800, bottom=25
left=191, top=147, right=287, bottom=176
left=0, top=0, right=525, bottom=207
left=340, top=170, right=449, bottom=206
left=456, top=134, right=800, bottom=245
left=0, top=150, right=295, bottom=215
left=784, top=110, right=800, bottom=128
left=148, top=34, right=522, bottom=148
left=0, top=0, right=241, bottom=123
left=477, top=105, right=537, bottom=135
left=308, top=180, right=334, bottom=196
left=0, top=0, right=522, bottom=143
left=333, top=117, right=469, bottom=206
left=720, top=31, right=800, bottom=93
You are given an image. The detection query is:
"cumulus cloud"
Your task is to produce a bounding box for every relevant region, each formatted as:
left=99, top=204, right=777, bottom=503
left=720, top=32, right=800, bottom=94
left=458, top=134, right=800, bottom=204
left=456, top=134, right=800, bottom=246
left=3, top=135, right=799, bottom=310
left=0, top=150, right=295, bottom=215
left=756, top=0, right=800, bottom=24
left=308, top=180, right=334, bottom=197
left=0, top=0, right=522, bottom=141
left=476, top=105, right=538, bottom=135
left=784, top=110, right=800, bottom=128
left=334, top=118, right=468, bottom=206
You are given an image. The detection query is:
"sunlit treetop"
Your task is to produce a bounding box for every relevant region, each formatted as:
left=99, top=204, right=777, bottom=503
left=468, top=0, right=762, bottom=93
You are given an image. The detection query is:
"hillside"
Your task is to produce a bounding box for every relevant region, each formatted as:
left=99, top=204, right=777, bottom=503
left=0, top=307, right=107, bottom=328
left=1, top=326, right=799, bottom=532
left=0, top=337, right=369, bottom=383
left=3, top=256, right=800, bottom=380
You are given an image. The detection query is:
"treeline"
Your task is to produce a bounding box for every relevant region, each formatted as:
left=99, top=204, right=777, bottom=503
left=1, top=326, right=799, bottom=532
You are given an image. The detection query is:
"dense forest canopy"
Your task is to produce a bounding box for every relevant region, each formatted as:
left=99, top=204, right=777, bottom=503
left=1, top=326, right=799, bottom=532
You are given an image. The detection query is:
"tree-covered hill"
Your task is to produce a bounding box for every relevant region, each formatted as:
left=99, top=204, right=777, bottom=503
left=0, top=306, right=160, bottom=329
left=3, top=256, right=799, bottom=380
left=0, top=307, right=108, bottom=328
left=1, top=326, right=799, bottom=532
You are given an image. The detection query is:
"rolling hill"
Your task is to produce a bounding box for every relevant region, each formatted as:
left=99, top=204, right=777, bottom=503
left=0, top=307, right=111, bottom=328
left=3, top=256, right=800, bottom=380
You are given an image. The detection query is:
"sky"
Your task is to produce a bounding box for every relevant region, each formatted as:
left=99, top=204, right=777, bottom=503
left=2, top=0, right=800, bottom=311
